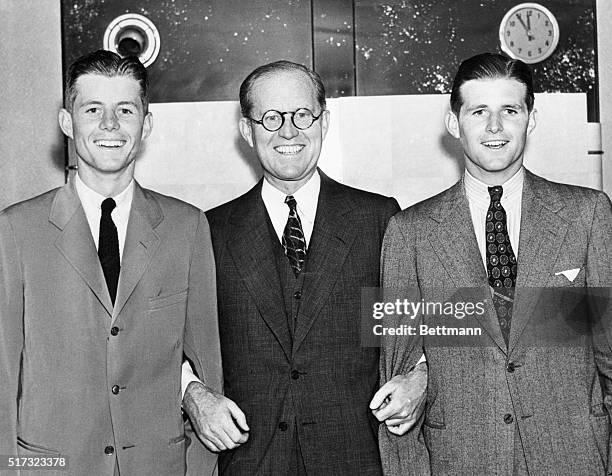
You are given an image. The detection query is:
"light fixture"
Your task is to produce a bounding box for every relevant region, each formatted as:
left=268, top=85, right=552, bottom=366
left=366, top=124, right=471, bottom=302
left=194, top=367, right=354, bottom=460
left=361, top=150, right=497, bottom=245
left=103, top=13, right=160, bottom=67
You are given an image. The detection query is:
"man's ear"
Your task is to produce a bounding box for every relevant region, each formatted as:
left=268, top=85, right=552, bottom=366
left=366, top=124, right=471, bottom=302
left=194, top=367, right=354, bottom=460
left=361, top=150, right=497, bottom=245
left=445, top=110, right=461, bottom=139
left=320, top=109, right=330, bottom=141
left=239, top=117, right=254, bottom=148
left=58, top=108, right=74, bottom=139
left=526, top=108, right=537, bottom=136
left=141, top=112, right=153, bottom=140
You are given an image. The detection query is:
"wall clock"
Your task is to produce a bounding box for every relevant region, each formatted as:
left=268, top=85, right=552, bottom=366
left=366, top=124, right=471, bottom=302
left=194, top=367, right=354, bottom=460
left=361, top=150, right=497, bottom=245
left=499, top=3, right=560, bottom=64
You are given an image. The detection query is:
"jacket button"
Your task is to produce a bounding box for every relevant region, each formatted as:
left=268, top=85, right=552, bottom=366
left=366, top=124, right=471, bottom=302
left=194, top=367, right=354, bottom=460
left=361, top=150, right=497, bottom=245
left=110, top=326, right=119, bottom=336
left=111, top=385, right=120, bottom=395
left=104, top=445, right=114, bottom=455
left=506, top=362, right=515, bottom=373
left=278, top=421, right=288, bottom=431
left=293, top=291, right=302, bottom=300
left=291, top=370, right=300, bottom=380
left=503, top=413, right=514, bottom=424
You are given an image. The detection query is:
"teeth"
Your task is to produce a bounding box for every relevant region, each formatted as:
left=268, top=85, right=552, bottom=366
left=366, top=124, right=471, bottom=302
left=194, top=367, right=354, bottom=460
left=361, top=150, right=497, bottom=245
left=95, top=139, right=125, bottom=147
left=274, top=145, right=304, bottom=155
left=482, top=140, right=507, bottom=148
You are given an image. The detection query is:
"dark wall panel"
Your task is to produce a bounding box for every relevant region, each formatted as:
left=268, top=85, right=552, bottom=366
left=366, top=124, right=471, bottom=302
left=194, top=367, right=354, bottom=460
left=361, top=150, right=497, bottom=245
left=354, top=0, right=597, bottom=116
left=62, top=0, right=312, bottom=103
left=62, top=0, right=597, bottom=117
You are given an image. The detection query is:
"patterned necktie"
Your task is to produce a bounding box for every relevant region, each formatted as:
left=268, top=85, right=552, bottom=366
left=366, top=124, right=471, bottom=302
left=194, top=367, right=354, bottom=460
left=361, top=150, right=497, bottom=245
left=282, top=195, right=307, bottom=276
left=99, top=197, right=120, bottom=305
left=486, top=186, right=517, bottom=346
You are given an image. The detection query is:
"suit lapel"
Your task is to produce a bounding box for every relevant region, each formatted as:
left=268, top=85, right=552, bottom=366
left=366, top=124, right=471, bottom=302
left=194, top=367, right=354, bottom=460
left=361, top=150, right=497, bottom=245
left=509, top=170, right=570, bottom=353
left=112, top=183, right=162, bottom=320
left=427, top=179, right=507, bottom=353
left=226, top=182, right=292, bottom=360
left=52, top=181, right=114, bottom=316
left=292, top=174, right=358, bottom=355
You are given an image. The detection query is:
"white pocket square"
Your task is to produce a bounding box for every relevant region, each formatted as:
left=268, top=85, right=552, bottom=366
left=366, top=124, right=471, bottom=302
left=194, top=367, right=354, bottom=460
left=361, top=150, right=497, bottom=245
left=554, top=268, right=581, bottom=282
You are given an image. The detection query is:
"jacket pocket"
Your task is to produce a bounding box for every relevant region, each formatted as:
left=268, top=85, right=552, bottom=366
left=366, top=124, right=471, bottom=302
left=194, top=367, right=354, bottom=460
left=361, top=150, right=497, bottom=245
left=148, top=289, right=188, bottom=311
left=17, top=437, right=60, bottom=456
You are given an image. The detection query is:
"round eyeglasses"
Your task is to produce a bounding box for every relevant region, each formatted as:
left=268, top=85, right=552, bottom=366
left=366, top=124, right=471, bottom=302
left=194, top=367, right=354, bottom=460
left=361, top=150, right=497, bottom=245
left=248, top=108, right=323, bottom=132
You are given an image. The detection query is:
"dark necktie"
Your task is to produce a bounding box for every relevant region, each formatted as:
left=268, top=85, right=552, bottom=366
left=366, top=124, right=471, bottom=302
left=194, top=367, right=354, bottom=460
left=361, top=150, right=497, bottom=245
left=282, top=195, right=307, bottom=276
left=99, top=197, right=120, bottom=305
left=486, top=186, right=517, bottom=346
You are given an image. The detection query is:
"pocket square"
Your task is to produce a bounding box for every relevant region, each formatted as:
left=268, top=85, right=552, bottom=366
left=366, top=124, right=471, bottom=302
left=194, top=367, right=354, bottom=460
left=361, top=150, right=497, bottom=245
left=554, top=268, right=580, bottom=282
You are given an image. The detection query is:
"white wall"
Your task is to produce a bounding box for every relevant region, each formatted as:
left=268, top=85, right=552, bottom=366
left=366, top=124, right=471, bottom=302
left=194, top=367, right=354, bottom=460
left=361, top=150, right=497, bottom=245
left=0, top=0, right=65, bottom=210
left=136, top=93, right=594, bottom=211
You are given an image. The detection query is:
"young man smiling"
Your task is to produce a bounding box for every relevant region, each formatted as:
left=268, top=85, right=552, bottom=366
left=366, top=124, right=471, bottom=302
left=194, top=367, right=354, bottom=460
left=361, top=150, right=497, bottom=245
left=0, top=50, right=240, bottom=475
left=378, top=53, right=612, bottom=475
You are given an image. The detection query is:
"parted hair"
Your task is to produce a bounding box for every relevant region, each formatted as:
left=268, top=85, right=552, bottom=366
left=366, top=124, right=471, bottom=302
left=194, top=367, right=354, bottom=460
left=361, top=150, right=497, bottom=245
left=64, top=49, right=149, bottom=112
left=450, top=52, right=534, bottom=115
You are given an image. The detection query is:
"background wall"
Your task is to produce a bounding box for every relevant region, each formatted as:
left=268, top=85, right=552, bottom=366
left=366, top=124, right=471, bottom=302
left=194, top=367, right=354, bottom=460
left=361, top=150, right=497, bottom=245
left=0, top=0, right=65, bottom=211
left=0, top=1, right=608, bottom=209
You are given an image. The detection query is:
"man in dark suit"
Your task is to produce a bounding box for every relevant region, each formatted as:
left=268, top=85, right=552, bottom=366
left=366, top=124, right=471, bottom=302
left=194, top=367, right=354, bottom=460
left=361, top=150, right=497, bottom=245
left=188, top=59, right=407, bottom=475
left=0, top=50, right=242, bottom=475
left=378, top=53, right=612, bottom=474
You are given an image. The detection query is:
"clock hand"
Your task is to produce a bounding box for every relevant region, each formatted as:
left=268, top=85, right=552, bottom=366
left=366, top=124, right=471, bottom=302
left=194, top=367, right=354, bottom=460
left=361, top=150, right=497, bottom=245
left=516, top=14, right=529, bottom=32
left=526, top=12, right=533, bottom=41
left=516, top=13, right=533, bottom=41
left=526, top=12, right=532, bottom=31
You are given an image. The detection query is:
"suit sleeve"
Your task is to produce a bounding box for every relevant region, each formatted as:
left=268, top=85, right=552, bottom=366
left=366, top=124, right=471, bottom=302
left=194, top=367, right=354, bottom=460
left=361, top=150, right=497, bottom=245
left=184, top=211, right=223, bottom=475
left=586, top=192, right=612, bottom=473
left=378, top=214, right=430, bottom=476
left=0, top=211, right=23, bottom=455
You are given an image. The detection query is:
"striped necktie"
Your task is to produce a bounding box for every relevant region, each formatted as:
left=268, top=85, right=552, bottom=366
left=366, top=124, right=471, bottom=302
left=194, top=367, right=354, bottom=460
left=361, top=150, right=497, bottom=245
left=282, top=195, right=307, bottom=276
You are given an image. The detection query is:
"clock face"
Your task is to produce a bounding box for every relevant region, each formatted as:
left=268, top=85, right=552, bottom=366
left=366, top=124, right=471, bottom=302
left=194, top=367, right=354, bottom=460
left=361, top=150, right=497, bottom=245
left=499, top=3, right=559, bottom=64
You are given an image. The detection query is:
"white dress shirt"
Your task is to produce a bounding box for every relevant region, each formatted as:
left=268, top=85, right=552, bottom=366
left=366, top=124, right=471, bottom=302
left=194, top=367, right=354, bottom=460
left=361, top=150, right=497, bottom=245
left=464, top=167, right=524, bottom=270
left=261, top=170, right=320, bottom=246
left=75, top=173, right=134, bottom=262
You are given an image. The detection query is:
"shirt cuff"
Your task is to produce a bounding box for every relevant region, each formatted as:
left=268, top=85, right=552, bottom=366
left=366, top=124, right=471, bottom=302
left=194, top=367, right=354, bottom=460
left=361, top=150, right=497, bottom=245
left=181, top=360, right=202, bottom=398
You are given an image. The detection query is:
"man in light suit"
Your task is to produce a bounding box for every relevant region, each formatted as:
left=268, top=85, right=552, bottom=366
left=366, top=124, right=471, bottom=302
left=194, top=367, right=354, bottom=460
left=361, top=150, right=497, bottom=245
left=0, top=50, right=242, bottom=475
left=378, top=53, right=612, bottom=474
left=184, top=59, right=423, bottom=475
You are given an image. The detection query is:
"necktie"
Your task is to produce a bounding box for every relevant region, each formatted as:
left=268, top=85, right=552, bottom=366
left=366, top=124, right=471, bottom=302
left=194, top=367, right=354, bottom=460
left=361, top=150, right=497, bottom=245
left=486, top=186, right=517, bottom=346
left=99, top=197, right=120, bottom=305
left=282, top=195, right=307, bottom=276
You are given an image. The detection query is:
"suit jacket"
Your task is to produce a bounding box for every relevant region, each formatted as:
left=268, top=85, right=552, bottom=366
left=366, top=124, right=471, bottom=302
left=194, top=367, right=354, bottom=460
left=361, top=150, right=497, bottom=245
left=205, top=171, right=399, bottom=475
left=379, top=170, right=612, bottom=475
left=0, top=180, right=222, bottom=476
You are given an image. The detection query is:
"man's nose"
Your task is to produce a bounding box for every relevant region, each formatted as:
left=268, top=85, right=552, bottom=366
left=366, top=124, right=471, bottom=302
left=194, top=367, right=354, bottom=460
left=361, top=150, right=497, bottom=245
left=100, top=110, right=119, bottom=131
left=277, top=113, right=299, bottom=139
left=486, top=114, right=503, bottom=133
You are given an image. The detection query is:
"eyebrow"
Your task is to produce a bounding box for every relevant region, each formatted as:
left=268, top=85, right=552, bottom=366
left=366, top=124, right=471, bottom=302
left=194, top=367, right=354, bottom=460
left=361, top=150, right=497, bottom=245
left=79, top=100, right=139, bottom=107
left=465, top=103, right=524, bottom=111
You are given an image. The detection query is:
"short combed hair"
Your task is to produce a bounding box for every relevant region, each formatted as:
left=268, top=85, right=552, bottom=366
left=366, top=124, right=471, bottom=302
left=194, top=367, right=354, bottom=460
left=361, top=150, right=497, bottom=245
left=239, top=60, right=326, bottom=118
left=450, top=53, right=534, bottom=115
left=64, top=49, right=149, bottom=112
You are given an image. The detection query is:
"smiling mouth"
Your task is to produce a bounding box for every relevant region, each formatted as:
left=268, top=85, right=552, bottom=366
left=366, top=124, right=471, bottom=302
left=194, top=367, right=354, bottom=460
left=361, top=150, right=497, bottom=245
left=274, top=145, right=304, bottom=155
left=94, top=139, right=126, bottom=148
left=481, top=140, right=508, bottom=149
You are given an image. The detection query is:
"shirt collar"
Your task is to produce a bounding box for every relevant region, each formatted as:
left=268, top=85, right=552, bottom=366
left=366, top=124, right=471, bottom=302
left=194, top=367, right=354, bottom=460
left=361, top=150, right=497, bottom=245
left=261, top=170, right=321, bottom=220
left=75, top=173, right=135, bottom=212
left=464, top=167, right=524, bottom=209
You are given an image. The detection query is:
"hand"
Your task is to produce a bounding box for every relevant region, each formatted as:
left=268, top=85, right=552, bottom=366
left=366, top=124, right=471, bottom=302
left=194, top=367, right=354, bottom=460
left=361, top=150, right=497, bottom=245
left=516, top=13, right=533, bottom=41
left=370, top=362, right=427, bottom=435
left=183, top=381, right=249, bottom=452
